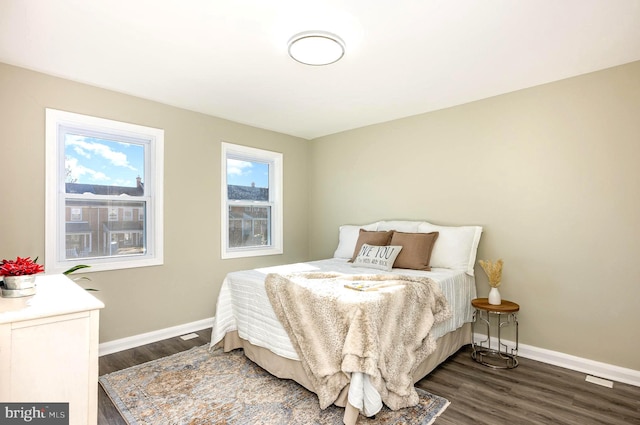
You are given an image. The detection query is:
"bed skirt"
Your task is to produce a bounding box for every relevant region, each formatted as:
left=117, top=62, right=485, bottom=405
left=216, top=322, right=471, bottom=425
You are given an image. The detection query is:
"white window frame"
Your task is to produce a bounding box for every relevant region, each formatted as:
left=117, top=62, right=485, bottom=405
left=45, top=108, right=164, bottom=273
left=221, top=142, right=283, bottom=259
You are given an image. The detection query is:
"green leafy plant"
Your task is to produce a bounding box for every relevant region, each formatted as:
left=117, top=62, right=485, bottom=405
left=63, top=264, right=98, bottom=291
left=63, top=264, right=91, bottom=279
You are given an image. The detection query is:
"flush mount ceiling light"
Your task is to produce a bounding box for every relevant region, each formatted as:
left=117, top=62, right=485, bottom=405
left=288, top=31, right=345, bottom=66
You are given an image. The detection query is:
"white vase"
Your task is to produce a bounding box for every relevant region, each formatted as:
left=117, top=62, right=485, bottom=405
left=488, top=287, right=501, bottom=305
left=3, top=275, right=36, bottom=290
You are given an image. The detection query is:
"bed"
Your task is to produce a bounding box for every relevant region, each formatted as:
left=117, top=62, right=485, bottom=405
left=210, top=220, right=482, bottom=424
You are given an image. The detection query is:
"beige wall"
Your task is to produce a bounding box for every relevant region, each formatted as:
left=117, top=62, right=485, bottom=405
left=0, top=62, right=309, bottom=343
left=2, top=59, right=639, bottom=372
left=308, top=61, right=640, bottom=371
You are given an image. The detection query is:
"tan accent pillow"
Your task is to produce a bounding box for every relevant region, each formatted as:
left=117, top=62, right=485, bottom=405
left=390, top=231, right=439, bottom=271
left=349, top=229, right=394, bottom=262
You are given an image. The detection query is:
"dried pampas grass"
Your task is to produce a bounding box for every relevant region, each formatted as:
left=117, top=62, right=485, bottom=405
left=479, top=259, right=503, bottom=288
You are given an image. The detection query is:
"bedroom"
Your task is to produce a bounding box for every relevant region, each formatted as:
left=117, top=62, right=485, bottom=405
left=1, top=0, right=639, bottom=424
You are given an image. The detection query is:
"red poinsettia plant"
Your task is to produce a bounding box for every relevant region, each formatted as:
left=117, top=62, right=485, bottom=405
left=0, top=256, right=45, bottom=277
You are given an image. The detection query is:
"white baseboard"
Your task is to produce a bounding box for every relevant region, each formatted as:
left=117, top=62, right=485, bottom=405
left=98, top=322, right=639, bottom=387
left=98, top=317, right=215, bottom=357
left=473, top=332, right=640, bottom=387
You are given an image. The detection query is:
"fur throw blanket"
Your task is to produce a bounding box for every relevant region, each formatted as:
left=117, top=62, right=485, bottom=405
left=264, top=272, right=451, bottom=411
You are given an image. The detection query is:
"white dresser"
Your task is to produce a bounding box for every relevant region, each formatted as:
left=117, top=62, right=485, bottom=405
left=0, top=274, right=104, bottom=425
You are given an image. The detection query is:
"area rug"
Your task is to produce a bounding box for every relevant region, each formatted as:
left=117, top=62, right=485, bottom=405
left=99, top=345, right=450, bottom=425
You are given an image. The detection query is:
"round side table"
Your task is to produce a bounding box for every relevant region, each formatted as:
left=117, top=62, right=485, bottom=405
left=471, top=298, right=519, bottom=369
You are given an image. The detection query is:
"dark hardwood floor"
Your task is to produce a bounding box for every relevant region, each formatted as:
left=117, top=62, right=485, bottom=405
left=417, top=346, right=640, bottom=425
left=98, top=329, right=640, bottom=425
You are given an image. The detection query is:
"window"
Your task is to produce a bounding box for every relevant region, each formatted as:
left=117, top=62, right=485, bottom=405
left=123, top=208, right=134, bottom=221
left=70, top=208, right=82, bottom=222
left=108, top=207, right=119, bottom=222
left=221, top=142, right=282, bottom=259
left=45, top=109, right=164, bottom=273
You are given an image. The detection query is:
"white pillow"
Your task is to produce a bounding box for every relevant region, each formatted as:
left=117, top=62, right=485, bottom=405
left=376, top=220, right=421, bottom=232
left=333, top=223, right=379, bottom=259
left=351, top=244, right=403, bottom=271
left=417, top=222, right=483, bottom=276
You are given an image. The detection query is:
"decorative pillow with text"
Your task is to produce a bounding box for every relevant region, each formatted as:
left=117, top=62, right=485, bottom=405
left=351, top=243, right=403, bottom=271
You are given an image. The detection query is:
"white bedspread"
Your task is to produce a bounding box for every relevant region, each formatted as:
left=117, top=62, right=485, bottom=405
left=211, top=258, right=476, bottom=359
left=209, top=258, right=476, bottom=416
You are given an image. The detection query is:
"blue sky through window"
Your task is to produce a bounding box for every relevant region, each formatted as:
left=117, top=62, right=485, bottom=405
left=65, top=134, right=145, bottom=187
left=227, top=159, right=269, bottom=188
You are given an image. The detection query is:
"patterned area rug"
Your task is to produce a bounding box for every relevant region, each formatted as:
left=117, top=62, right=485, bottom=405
left=99, top=345, right=449, bottom=425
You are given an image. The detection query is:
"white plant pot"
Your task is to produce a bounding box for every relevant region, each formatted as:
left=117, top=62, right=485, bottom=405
left=3, top=275, right=37, bottom=290
left=488, top=287, right=501, bottom=305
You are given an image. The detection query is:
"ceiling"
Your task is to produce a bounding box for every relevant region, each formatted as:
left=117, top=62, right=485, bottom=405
left=1, top=0, right=639, bottom=140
